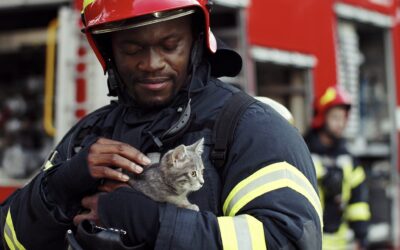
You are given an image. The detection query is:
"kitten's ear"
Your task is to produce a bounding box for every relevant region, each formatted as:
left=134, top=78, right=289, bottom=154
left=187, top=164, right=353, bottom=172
left=190, top=138, right=204, bottom=155
left=171, top=145, right=187, bottom=162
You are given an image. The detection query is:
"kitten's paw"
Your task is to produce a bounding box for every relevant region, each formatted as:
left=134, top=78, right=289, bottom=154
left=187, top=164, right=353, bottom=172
left=186, top=204, right=199, bottom=211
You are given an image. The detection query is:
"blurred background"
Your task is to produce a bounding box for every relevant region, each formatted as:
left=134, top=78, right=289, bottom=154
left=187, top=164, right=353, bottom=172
left=0, top=0, right=399, bottom=248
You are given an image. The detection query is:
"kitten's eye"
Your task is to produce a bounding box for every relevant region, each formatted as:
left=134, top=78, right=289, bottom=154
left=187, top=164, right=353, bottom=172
left=191, top=171, right=197, bottom=177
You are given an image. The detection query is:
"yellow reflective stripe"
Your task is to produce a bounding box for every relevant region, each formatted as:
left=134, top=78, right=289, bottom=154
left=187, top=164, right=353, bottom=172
left=43, top=160, right=53, bottom=171
left=346, top=202, right=371, bottom=221
left=245, top=215, right=267, bottom=250
left=223, top=162, right=322, bottom=228
left=350, top=166, right=366, bottom=188
left=4, top=230, right=16, bottom=250
left=218, top=215, right=267, bottom=250
left=218, top=217, right=238, bottom=250
left=310, top=154, right=325, bottom=179
left=314, top=161, right=324, bottom=179
left=5, top=208, right=26, bottom=250
left=43, top=151, right=58, bottom=171
left=83, top=0, right=95, bottom=11
left=342, top=163, right=353, bottom=203
left=322, top=223, right=350, bottom=250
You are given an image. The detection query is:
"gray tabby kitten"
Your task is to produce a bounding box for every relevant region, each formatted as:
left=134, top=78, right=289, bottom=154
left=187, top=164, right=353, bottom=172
left=128, top=138, right=205, bottom=211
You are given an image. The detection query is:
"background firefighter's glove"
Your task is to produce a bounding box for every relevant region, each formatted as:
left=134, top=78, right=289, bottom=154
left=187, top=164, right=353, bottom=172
left=98, top=187, right=160, bottom=248
left=321, top=167, right=343, bottom=200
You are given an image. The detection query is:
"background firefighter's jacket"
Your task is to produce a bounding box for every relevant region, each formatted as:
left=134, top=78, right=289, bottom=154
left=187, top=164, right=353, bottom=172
left=304, top=130, right=371, bottom=247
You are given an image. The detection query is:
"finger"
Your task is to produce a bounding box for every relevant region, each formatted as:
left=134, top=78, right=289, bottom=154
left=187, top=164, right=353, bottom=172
left=90, top=166, right=130, bottom=182
left=81, top=194, right=99, bottom=209
left=91, top=140, right=150, bottom=166
left=96, top=137, right=123, bottom=145
left=88, top=153, right=144, bottom=174
left=73, top=212, right=97, bottom=226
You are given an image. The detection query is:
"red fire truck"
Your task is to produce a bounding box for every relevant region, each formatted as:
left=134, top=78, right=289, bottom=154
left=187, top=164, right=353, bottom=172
left=0, top=0, right=399, bottom=248
left=247, top=1, right=400, bottom=248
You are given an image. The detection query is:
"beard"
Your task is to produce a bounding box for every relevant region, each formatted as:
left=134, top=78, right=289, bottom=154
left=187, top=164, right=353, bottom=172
left=125, top=82, right=181, bottom=110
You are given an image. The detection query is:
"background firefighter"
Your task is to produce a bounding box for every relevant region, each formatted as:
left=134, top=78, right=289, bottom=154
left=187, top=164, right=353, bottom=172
left=1, top=0, right=322, bottom=249
left=304, top=86, right=371, bottom=250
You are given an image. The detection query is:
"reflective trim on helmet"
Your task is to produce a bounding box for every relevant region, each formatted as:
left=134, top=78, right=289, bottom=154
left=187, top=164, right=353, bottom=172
left=320, top=87, right=337, bottom=106
left=91, top=9, right=196, bottom=34
left=83, top=0, right=95, bottom=11
left=222, top=161, right=323, bottom=229
left=217, top=215, right=267, bottom=250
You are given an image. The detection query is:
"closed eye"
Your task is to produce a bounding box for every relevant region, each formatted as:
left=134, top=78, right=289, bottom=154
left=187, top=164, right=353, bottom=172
left=162, top=37, right=180, bottom=52
left=120, top=43, right=143, bottom=56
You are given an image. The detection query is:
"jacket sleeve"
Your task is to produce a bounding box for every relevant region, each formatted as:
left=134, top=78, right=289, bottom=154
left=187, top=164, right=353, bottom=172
left=0, top=109, right=105, bottom=250
left=152, top=103, right=322, bottom=249
left=347, top=162, right=371, bottom=243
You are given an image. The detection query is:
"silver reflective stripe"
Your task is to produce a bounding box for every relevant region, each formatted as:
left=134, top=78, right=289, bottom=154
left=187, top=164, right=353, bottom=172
left=5, top=208, right=26, bottom=250
left=217, top=215, right=267, bottom=250
left=234, top=215, right=252, bottom=250
left=4, top=222, right=16, bottom=250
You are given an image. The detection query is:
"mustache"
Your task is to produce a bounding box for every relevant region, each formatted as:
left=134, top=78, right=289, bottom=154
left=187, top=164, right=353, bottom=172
left=129, top=74, right=174, bottom=84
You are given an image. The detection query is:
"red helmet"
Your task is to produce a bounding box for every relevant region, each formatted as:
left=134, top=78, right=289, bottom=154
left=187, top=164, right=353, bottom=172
left=311, top=86, right=352, bottom=129
left=81, top=0, right=217, bottom=71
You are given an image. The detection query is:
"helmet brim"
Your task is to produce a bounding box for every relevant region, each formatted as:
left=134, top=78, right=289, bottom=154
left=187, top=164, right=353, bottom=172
left=90, top=9, right=196, bottom=35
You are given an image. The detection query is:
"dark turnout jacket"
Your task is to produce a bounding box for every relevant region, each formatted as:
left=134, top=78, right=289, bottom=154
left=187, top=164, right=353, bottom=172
left=1, top=65, right=322, bottom=249
left=304, top=130, right=370, bottom=247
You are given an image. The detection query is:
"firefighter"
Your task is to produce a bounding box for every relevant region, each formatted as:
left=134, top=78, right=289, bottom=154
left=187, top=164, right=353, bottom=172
left=1, top=0, right=322, bottom=249
left=304, top=86, right=371, bottom=250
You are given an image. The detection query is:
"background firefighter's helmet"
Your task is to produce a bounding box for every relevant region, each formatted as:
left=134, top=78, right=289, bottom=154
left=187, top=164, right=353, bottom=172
left=81, top=0, right=217, bottom=72
left=311, top=86, right=352, bottom=129
left=254, top=96, right=294, bottom=124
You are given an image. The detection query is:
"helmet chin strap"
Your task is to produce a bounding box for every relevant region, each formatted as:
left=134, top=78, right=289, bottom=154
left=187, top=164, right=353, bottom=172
left=159, top=33, right=205, bottom=144
left=106, top=58, right=122, bottom=97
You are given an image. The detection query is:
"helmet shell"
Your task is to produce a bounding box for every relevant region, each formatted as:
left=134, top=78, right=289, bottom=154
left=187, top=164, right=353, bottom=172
left=311, top=86, right=352, bottom=129
left=82, top=0, right=216, bottom=71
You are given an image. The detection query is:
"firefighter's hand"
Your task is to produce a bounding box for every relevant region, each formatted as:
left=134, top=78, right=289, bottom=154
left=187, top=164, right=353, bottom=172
left=73, top=193, right=104, bottom=226
left=87, top=138, right=151, bottom=182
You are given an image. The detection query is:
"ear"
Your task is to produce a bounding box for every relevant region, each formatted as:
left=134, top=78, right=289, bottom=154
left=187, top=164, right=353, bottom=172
left=190, top=138, right=204, bottom=155
left=171, top=144, right=187, bottom=162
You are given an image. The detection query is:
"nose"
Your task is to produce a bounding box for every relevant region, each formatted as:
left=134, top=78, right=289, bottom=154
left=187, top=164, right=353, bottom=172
left=138, top=47, right=166, bottom=72
left=199, top=176, right=204, bottom=185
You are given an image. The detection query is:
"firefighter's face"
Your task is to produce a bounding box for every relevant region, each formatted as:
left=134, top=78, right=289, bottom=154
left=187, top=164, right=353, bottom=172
left=325, top=106, right=348, bottom=138
left=111, top=16, right=193, bottom=108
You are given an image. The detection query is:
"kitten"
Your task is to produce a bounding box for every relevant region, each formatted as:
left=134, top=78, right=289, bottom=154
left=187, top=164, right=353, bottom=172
left=127, top=138, right=205, bottom=211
